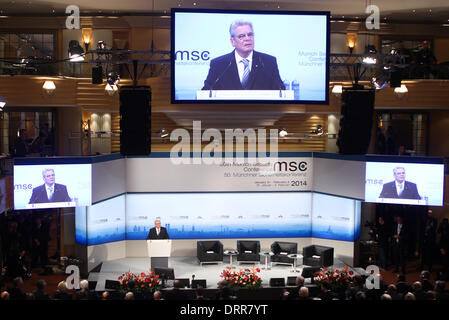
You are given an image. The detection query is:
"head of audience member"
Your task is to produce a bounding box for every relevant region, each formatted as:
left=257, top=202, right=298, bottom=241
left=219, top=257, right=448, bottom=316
left=434, top=280, right=446, bottom=293
left=386, top=284, right=397, bottom=296
left=37, top=279, right=47, bottom=291
left=397, top=216, right=404, bottom=225
left=79, top=279, right=89, bottom=290
left=378, top=216, right=385, bottom=225
left=124, top=292, right=134, bottom=300
left=404, top=292, right=416, bottom=300
left=153, top=291, right=163, bottom=300
left=101, top=291, right=109, bottom=300
left=173, top=279, right=182, bottom=289
left=425, top=291, right=437, bottom=300
left=57, top=281, right=68, bottom=293
left=1, top=291, right=10, bottom=300
left=295, top=276, right=305, bottom=287
left=298, top=286, right=309, bottom=298
left=13, top=277, right=24, bottom=289
left=381, top=293, right=392, bottom=300
left=421, top=270, right=431, bottom=281
left=412, top=281, right=422, bottom=292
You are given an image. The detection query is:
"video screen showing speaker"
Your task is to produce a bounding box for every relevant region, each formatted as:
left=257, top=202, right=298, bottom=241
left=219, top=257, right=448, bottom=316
left=365, top=161, right=444, bottom=206
left=172, top=9, right=329, bottom=103
left=120, top=86, right=151, bottom=156
left=14, top=164, right=92, bottom=210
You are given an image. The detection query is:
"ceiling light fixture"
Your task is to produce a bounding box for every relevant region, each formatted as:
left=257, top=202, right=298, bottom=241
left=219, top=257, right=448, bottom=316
left=394, top=84, right=408, bottom=98
left=332, top=84, right=343, bottom=97
left=279, top=127, right=288, bottom=138
left=105, top=83, right=118, bottom=96
left=160, top=127, right=169, bottom=138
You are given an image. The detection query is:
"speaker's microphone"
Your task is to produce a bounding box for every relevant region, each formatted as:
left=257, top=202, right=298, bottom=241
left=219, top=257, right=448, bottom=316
left=209, top=60, right=233, bottom=97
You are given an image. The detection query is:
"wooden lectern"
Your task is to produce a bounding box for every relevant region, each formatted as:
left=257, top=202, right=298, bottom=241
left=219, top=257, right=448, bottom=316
left=147, top=239, right=172, bottom=268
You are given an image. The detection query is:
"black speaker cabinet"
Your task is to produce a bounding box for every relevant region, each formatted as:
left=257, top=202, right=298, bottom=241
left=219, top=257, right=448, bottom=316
left=120, top=86, right=152, bottom=156
left=92, top=66, right=103, bottom=84
left=269, top=278, right=285, bottom=287
left=191, top=279, right=207, bottom=289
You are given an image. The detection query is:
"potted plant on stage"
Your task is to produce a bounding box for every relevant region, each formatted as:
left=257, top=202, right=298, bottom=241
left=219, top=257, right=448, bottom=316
left=219, top=266, right=262, bottom=292
left=313, top=265, right=354, bottom=298
left=118, top=269, right=163, bottom=299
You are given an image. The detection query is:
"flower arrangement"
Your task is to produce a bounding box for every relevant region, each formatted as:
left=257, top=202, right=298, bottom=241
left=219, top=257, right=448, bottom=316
left=313, top=265, right=354, bottom=291
left=220, top=266, right=262, bottom=290
left=118, top=269, right=163, bottom=294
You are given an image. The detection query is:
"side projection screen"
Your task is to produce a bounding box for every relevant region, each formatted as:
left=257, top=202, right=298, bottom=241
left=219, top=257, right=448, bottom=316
left=171, top=9, right=330, bottom=104
left=14, top=164, right=92, bottom=210
left=365, top=161, right=444, bottom=206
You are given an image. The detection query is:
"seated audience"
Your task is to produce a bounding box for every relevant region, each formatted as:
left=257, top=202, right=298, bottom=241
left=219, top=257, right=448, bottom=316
left=54, top=281, right=72, bottom=300
left=33, top=279, right=50, bottom=300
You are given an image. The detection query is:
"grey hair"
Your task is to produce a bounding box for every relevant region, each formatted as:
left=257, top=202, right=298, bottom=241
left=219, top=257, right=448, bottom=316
left=42, top=168, right=54, bottom=178
left=229, top=19, right=253, bottom=37
left=393, top=167, right=405, bottom=174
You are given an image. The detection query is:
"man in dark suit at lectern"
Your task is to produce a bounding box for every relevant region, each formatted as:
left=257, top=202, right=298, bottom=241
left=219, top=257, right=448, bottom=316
left=379, top=167, right=421, bottom=200
left=147, top=219, right=170, bottom=240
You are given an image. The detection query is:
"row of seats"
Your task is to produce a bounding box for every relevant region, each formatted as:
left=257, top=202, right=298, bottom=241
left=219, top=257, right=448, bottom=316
left=197, top=240, right=334, bottom=267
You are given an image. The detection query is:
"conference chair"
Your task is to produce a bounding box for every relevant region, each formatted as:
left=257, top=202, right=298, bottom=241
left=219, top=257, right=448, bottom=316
left=302, top=244, right=334, bottom=267
left=236, top=240, right=261, bottom=265
left=270, top=241, right=297, bottom=267
left=197, top=240, right=224, bottom=266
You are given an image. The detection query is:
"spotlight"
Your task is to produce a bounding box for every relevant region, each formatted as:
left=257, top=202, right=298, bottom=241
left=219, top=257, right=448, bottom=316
left=68, top=40, right=84, bottom=62
left=279, top=127, right=288, bottom=137
left=363, top=56, right=377, bottom=64
left=42, top=81, right=56, bottom=95
left=107, top=72, right=120, bottom=86
left=160, top=128, right=169, bottom=138
left=0, top=96, right=7, bottom=109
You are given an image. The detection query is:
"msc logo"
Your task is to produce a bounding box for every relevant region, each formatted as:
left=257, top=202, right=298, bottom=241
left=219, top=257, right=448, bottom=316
left=273, top=161, right=308, bottom=172
left=175, top=50, right=210, bottom=61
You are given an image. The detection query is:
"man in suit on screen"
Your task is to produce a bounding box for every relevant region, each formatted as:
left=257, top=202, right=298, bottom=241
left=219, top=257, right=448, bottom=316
left=147, top=219, right=170, bottom=240
left=378, top=167, right=421, bottom=200
left=202, top=19, right=285, bottom=91
left=29, top=168, right=71, bottom=204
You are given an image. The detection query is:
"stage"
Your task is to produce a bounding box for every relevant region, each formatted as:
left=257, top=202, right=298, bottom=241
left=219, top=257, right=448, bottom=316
left=87, top=256, right=363, bottom=291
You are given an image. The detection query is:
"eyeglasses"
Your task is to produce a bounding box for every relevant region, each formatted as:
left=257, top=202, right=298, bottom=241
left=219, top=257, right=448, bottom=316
left=234, top=32, right=254, bottom=40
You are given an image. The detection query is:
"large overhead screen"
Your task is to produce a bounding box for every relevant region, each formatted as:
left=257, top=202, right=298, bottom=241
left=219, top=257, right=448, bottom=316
left=171, top=9, right=329, bottom=104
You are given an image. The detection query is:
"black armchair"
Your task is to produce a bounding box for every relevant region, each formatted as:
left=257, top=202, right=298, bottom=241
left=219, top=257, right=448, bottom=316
left=302, top=245, right=334, bottom=267
left=236, top=240, right=260, bottom=265
left=271, top=241, right=297, bottom=266
left=197, top=241, right=223, bottom=266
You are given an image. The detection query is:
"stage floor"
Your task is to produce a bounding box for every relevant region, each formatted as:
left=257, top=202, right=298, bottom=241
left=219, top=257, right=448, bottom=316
left=88, top=256, right=362, bottom=291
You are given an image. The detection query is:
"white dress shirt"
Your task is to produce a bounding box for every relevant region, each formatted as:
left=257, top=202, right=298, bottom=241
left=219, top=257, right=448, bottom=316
left=46, top=184, right=54, bottom=200
left=395, top=181, right=404, bottom=196
left=235, top=51, right=253, bottom=83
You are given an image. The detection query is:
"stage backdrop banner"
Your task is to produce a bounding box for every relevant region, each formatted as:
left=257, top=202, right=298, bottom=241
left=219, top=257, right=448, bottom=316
left=126, top=157, right=312, bottom=192
left=126, top=192, right=312, bottom=239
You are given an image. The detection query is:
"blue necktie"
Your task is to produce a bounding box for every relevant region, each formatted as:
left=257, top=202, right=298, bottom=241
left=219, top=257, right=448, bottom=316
left=241, top=59, right=250, bottom=88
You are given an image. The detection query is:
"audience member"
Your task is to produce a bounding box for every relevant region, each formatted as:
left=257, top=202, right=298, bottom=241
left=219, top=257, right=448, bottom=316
left=164, top=279, right=191, bottom=300
left=33, top=279, right=50, bottom=300
left=421, top=271, right=434, bottom=292
left=380, top=293, right=392, bottom=300
left=404, top=292, right=416, bottom=300
left=386, top=284, right=403, bottom=301
left=195, top=286, right=208, bottom=300
left=1, top=290, right=10, bottom=300
left=434, top=281, right=449, bottom=301
left=411, top=281, right=426, bottom=300
left=420, top=211, right=437, bottom=272
left=392, top=216, right=408, bottom=274
left=54, top=281, right=72, bottom=300
left=425, top=290, right=437, bottom=300
left=101, top=291, right=110, bottom=300
left=282, top=275, right=304, bottom=300
left=438, top=218, right=449, bottom=250
left=296, top=286, right=310, bottom=300
left=124, top=291, right=135, bottom=300
left=319, top=281, right=337, bottom=301
left=153, top=290, right=163, bottom=300
left=7, top=277, right=27, bottom=300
